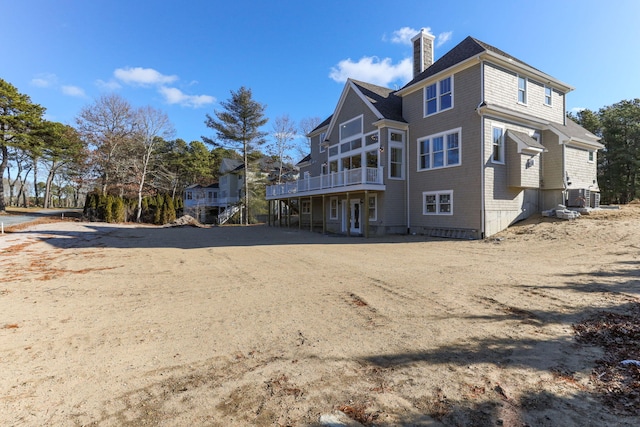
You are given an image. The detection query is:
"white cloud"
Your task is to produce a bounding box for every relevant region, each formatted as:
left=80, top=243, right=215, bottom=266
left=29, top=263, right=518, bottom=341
left=329, top=56, right=412, bottom=87
left=437, top=31, right=453, bottom=48
left=390, top=27, right=424, bottom=45
left=31, top=73, right=57, bottom=88
left=61, top=85, right=86, bottom=97
left=96, top=79, right=122, bottom=91
left=158, top=86, right=215, bottom=108
left=114, top=67, right=178, bottom=86
left=571, top=107, right=586, bottom=114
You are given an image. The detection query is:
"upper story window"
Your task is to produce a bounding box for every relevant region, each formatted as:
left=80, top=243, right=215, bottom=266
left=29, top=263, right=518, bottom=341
left=418, top=128, right=461, bottom=171
left=319, top=132, right=326, bottom=153
left=518, top=76, right=527, bottom=104
left=588, top=151, right=595, bottom=163
left=492, top=126, right=505, bottom=164
left=389, top=130, right=405, bottom=179
left=425, top=76, right=453, bottom=116
left=544, top=86, right=552, bottom=106
left=340, top=116, right=362, bottom=141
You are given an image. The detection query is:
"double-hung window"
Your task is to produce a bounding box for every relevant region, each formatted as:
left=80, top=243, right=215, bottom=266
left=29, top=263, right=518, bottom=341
left=368, top=195, right=377, bottom=221
left=319, top=132, right=326, bottom=153
left=518, top=76, right=527, bottom=104
left=423, top=191, right=453, bottom=215
left=492, top=126, right=505, bottom=164
left=418, top=128, right=461, bottom=171
left=329, top=198, right=338, bottom=219
left=544, top=86, right=552, bottom=106
left=301, top=200, right=311, bottom=214
left=425, top=76, right=453, bottom=116
left=389, top=131, right=405, bottom=180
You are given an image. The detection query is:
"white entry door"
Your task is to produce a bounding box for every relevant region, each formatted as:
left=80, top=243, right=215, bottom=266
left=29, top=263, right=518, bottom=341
left=350, top=199, right=361, bottom=234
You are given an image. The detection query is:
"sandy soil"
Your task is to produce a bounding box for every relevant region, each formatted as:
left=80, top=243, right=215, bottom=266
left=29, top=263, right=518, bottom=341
left=1, top=207, right=639, bottom=426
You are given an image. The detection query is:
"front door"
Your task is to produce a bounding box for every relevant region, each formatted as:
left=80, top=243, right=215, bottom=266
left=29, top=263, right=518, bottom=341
left=350, top=199, right=361, bottom=234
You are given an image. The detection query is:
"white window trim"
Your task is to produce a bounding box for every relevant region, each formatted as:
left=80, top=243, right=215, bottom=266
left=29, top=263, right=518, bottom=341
left=388, top=142, right=405, bottom=179
left=319, top=132, right=326, bottom=153
left=301, top=200, right=311, bottom=214
left=422, top=190, right=453, bottom=216
left=544, top=85, right=552, bottom=107
left=517, top=75, right=528, bottom=105
left=417, top=127, right=462, bottom=171
left=588, top=151, right=595, bottom=163
left=368, top=194, right=377, bottom=221
left=491, top=125, right=505, bottom=165
left=329, top=197, right=338, bottom=220
left=423, top=75, right=454, bottom=117
left=339, top=115, right=363, bottom=141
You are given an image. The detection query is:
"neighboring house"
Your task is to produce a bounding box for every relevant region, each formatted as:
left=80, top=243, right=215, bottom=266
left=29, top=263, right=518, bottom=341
left=183, top=158, right=244, bottom=224
left=265, top=30, right=603, bottom=238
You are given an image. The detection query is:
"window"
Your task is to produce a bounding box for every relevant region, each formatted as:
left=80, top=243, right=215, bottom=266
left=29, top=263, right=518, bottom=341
left=301, top=200, right=311, bottom=214
left=588, top=151, right=595, bottom=163
left=330, top=198, right=338, bottom=219
left=329, top=145, right=338, bottom=156
left=518, top=76, right=527, bottom=104
left=425, top=76, right=453, bottom=116
left=544, top=86, right=552, bottom=106
left=319, top=132, right=326, bottom=153
left=423, top=191, right=453, bottom=215
left=342, top=154, right=361, bottom=170
left=366, top=150, right=378, bottom=168
left=418, top=128, right=461, bottom=171
left=368, top=195, right=377, bottom=221
left=186, top=191, right=193, bottom=200
left=340, top=116, right=362, bottom=141
left=492, top=126, right=505, bottom=164
left=321, top=163, right=328, bottom=175
left=389, top=131, right=404, bottom=179
left=365, top=132, right=378, bottom=146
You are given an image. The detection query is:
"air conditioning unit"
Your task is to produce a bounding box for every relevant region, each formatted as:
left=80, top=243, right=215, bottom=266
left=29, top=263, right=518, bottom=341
left=591, top=192, right=600, bottom=208
left=567, top=189, right=590, bottom=207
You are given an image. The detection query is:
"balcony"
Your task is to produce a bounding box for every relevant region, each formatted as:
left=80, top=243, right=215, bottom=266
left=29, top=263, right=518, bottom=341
left=266, top=167, right=384, bottom=199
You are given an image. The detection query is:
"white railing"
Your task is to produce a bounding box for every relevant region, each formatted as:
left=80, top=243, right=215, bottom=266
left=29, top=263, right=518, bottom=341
left=266, top=167, right=383, bottom=198
left=218, top=204, right=241, bottom=225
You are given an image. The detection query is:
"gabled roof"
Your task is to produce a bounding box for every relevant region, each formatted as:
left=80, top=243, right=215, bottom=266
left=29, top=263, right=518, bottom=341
left=309, top=115, right=332, bottom=136
left=296, top=153, right=311, bottom=166
left=323, top=79, right=405, bottom=143
left=350, top=80, right=404, bottom=123
left=220, top=158, right=243, bottom=174
left=399, top=36, right=572, bottom=95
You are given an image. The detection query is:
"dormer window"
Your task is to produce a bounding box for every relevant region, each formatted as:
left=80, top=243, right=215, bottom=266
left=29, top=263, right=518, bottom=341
left=425, top=76, right=453, bottom=116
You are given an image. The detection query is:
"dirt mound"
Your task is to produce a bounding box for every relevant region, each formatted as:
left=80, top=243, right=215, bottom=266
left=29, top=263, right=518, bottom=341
left=164, top=215, right=208, bottom=228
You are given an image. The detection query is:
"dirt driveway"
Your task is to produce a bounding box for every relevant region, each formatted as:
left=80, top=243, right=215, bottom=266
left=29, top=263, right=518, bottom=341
left=1, top=208, right=639, bottom=426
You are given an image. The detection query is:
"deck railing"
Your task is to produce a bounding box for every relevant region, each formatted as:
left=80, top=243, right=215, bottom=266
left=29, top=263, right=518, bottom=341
left=266, top=167, right=383, bottom=198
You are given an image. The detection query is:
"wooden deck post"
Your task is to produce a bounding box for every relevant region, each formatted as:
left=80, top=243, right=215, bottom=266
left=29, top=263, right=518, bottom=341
left=346, top=192, right=351, bottom=237
left=298, top=197, right=301, bottom=230
left=309, top=197, right=313, bottom=233
left=364, top=190, right=369, bottom=238
left=322, top=195, right=326, bottom=234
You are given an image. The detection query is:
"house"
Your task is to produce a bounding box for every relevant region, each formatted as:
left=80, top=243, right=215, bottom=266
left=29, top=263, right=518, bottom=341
left=183, top=158, right=244, bottom=224
left=265, top=30, right=603, bottom=238
left=184, top=157, right=287, bottom=224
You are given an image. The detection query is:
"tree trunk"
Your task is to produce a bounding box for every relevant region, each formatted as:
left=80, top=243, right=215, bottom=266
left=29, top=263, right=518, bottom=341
left=0, top=145, right=8, bottom=212
left=33, top=157, right=39, bottom=207
left=243, top=140, right=249, bottom=225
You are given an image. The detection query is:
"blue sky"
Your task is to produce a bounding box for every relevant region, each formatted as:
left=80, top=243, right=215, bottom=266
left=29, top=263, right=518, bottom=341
left=4, top=0, right=639, bottom=156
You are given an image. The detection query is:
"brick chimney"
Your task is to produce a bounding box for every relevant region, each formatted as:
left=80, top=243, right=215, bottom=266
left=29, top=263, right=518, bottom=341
left=412, top=29, right=435, bottom=78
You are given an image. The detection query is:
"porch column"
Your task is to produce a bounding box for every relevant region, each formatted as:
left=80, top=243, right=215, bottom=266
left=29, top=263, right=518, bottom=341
left=322, top=195, right=326, bottom=234
left=346, top=192, right=351, bottom=237
left=309, top=197, right=313, bottom=233
left=364, top=190, right=369, bottom=238
left=268, top=200, right=272, bottom=226
left=298, top=197, right=301, bottom=230
left=287, top=198, right=291, bottom=228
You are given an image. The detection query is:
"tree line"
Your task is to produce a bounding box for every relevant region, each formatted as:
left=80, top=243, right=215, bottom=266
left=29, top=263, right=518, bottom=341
left=568, top=98, right=640, bottom=204
left=1, top=79, right=319, bottom=223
